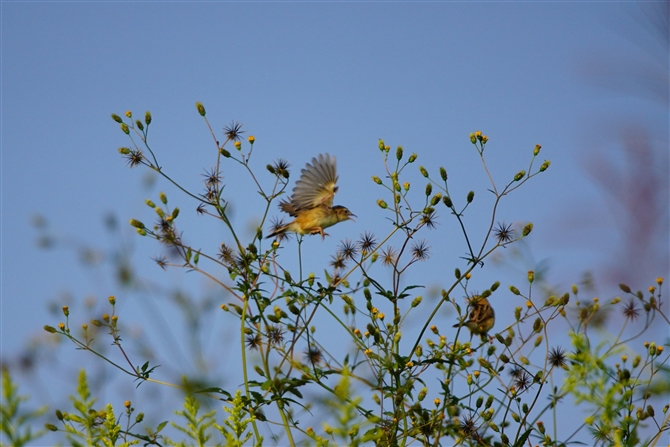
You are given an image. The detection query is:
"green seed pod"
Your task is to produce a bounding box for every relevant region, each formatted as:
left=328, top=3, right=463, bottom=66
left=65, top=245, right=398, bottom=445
left=195, top=102, right=206, bottom=116
left=111, top=113, right=123, bottom=123
left=372, top=175, right=382, bottom=185
left=120, top=123, right=130, bottom=134
left=408, top=153, right=417, bottom=163
left=466, top=191, right=474, bottom=203
left=514, top=170, right=526, bottom=181
left=419, top=166, right=429, bottom=178
left=443, top=195, right=453, bottom=207
left=135, top=120, right=144, bottom=131
left=145, top=111, right=152, bottom=125
left=396, top=146, right=403, bottom=160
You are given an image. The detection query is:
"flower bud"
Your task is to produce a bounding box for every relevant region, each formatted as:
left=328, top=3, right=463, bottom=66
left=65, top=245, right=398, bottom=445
left=466, top=191, right=474, bottom=203
left=408, top=153, right=417, bottom=163
left=419, top=166, right=429, bottom=177
left=248, top=135, right=255, bottom=144
left=120, top=123, right=129, bottom=134
left=145, top=111, right=152, bottom=125
left=195, top=102, right=206, bottom=116
left=425, top=183, right=432, bottom=196
left=522, top=223, right=533, bottom=236
left=377, top=199, right=388, bottom=209
left=540, top=160, right=550, bottom=172
left=111, top=114, right=123, bottom=123
left=514, top=170, right=526, bottom=182
left=533, top=144, right=541, bottom=156
left=442, top=196, right=453, bottom=207
left=129, top=219, right=145, bottom=229
left=135, top=120, right=144, bottom=131
left=439, top=167, right=447, bottom=181
left=396, top=146, right=403, bottom=160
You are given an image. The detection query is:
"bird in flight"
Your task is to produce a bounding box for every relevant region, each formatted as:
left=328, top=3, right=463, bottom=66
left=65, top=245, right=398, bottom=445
left=267, top=153, right=355, bottom=240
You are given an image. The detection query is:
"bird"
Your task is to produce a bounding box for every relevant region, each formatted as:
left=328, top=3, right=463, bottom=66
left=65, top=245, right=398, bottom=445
left=267, top=153, right=355, bottom=240
left=453, top=295, right=495, bottom=340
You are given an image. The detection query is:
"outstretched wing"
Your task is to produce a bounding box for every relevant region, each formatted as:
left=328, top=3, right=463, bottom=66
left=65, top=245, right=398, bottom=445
left=289, top=153, right=339, bottom=211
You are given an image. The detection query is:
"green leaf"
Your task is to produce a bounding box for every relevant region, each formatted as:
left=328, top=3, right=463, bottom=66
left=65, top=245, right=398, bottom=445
left=512, top=428, right=533, bottom=447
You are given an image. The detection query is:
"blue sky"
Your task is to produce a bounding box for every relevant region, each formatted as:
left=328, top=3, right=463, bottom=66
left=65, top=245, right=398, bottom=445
left=2, top=1, right=668, bottom=444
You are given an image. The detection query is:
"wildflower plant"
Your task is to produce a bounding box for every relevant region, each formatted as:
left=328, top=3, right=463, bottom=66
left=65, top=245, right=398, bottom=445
left=6, top=104, right=667, bottom=446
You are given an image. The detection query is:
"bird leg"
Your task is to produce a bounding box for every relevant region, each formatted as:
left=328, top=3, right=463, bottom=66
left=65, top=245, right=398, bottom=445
left=309, top=227, right=329, bottom=239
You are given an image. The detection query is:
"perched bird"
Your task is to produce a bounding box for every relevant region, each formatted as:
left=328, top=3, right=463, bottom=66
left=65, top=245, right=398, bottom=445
left=453, top=296, right=495, bottom=340
left=267, top=153, right=355, bottom=240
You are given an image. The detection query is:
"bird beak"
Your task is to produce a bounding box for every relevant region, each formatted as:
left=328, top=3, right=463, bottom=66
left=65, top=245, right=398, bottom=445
left=348, top=213, right=356, bottom=221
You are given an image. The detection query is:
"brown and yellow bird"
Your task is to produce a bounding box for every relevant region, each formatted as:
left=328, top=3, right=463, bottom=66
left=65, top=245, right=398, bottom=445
left=453, top=295, right=495, bottom=340
left=267, top=153, right=355, bottom=240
